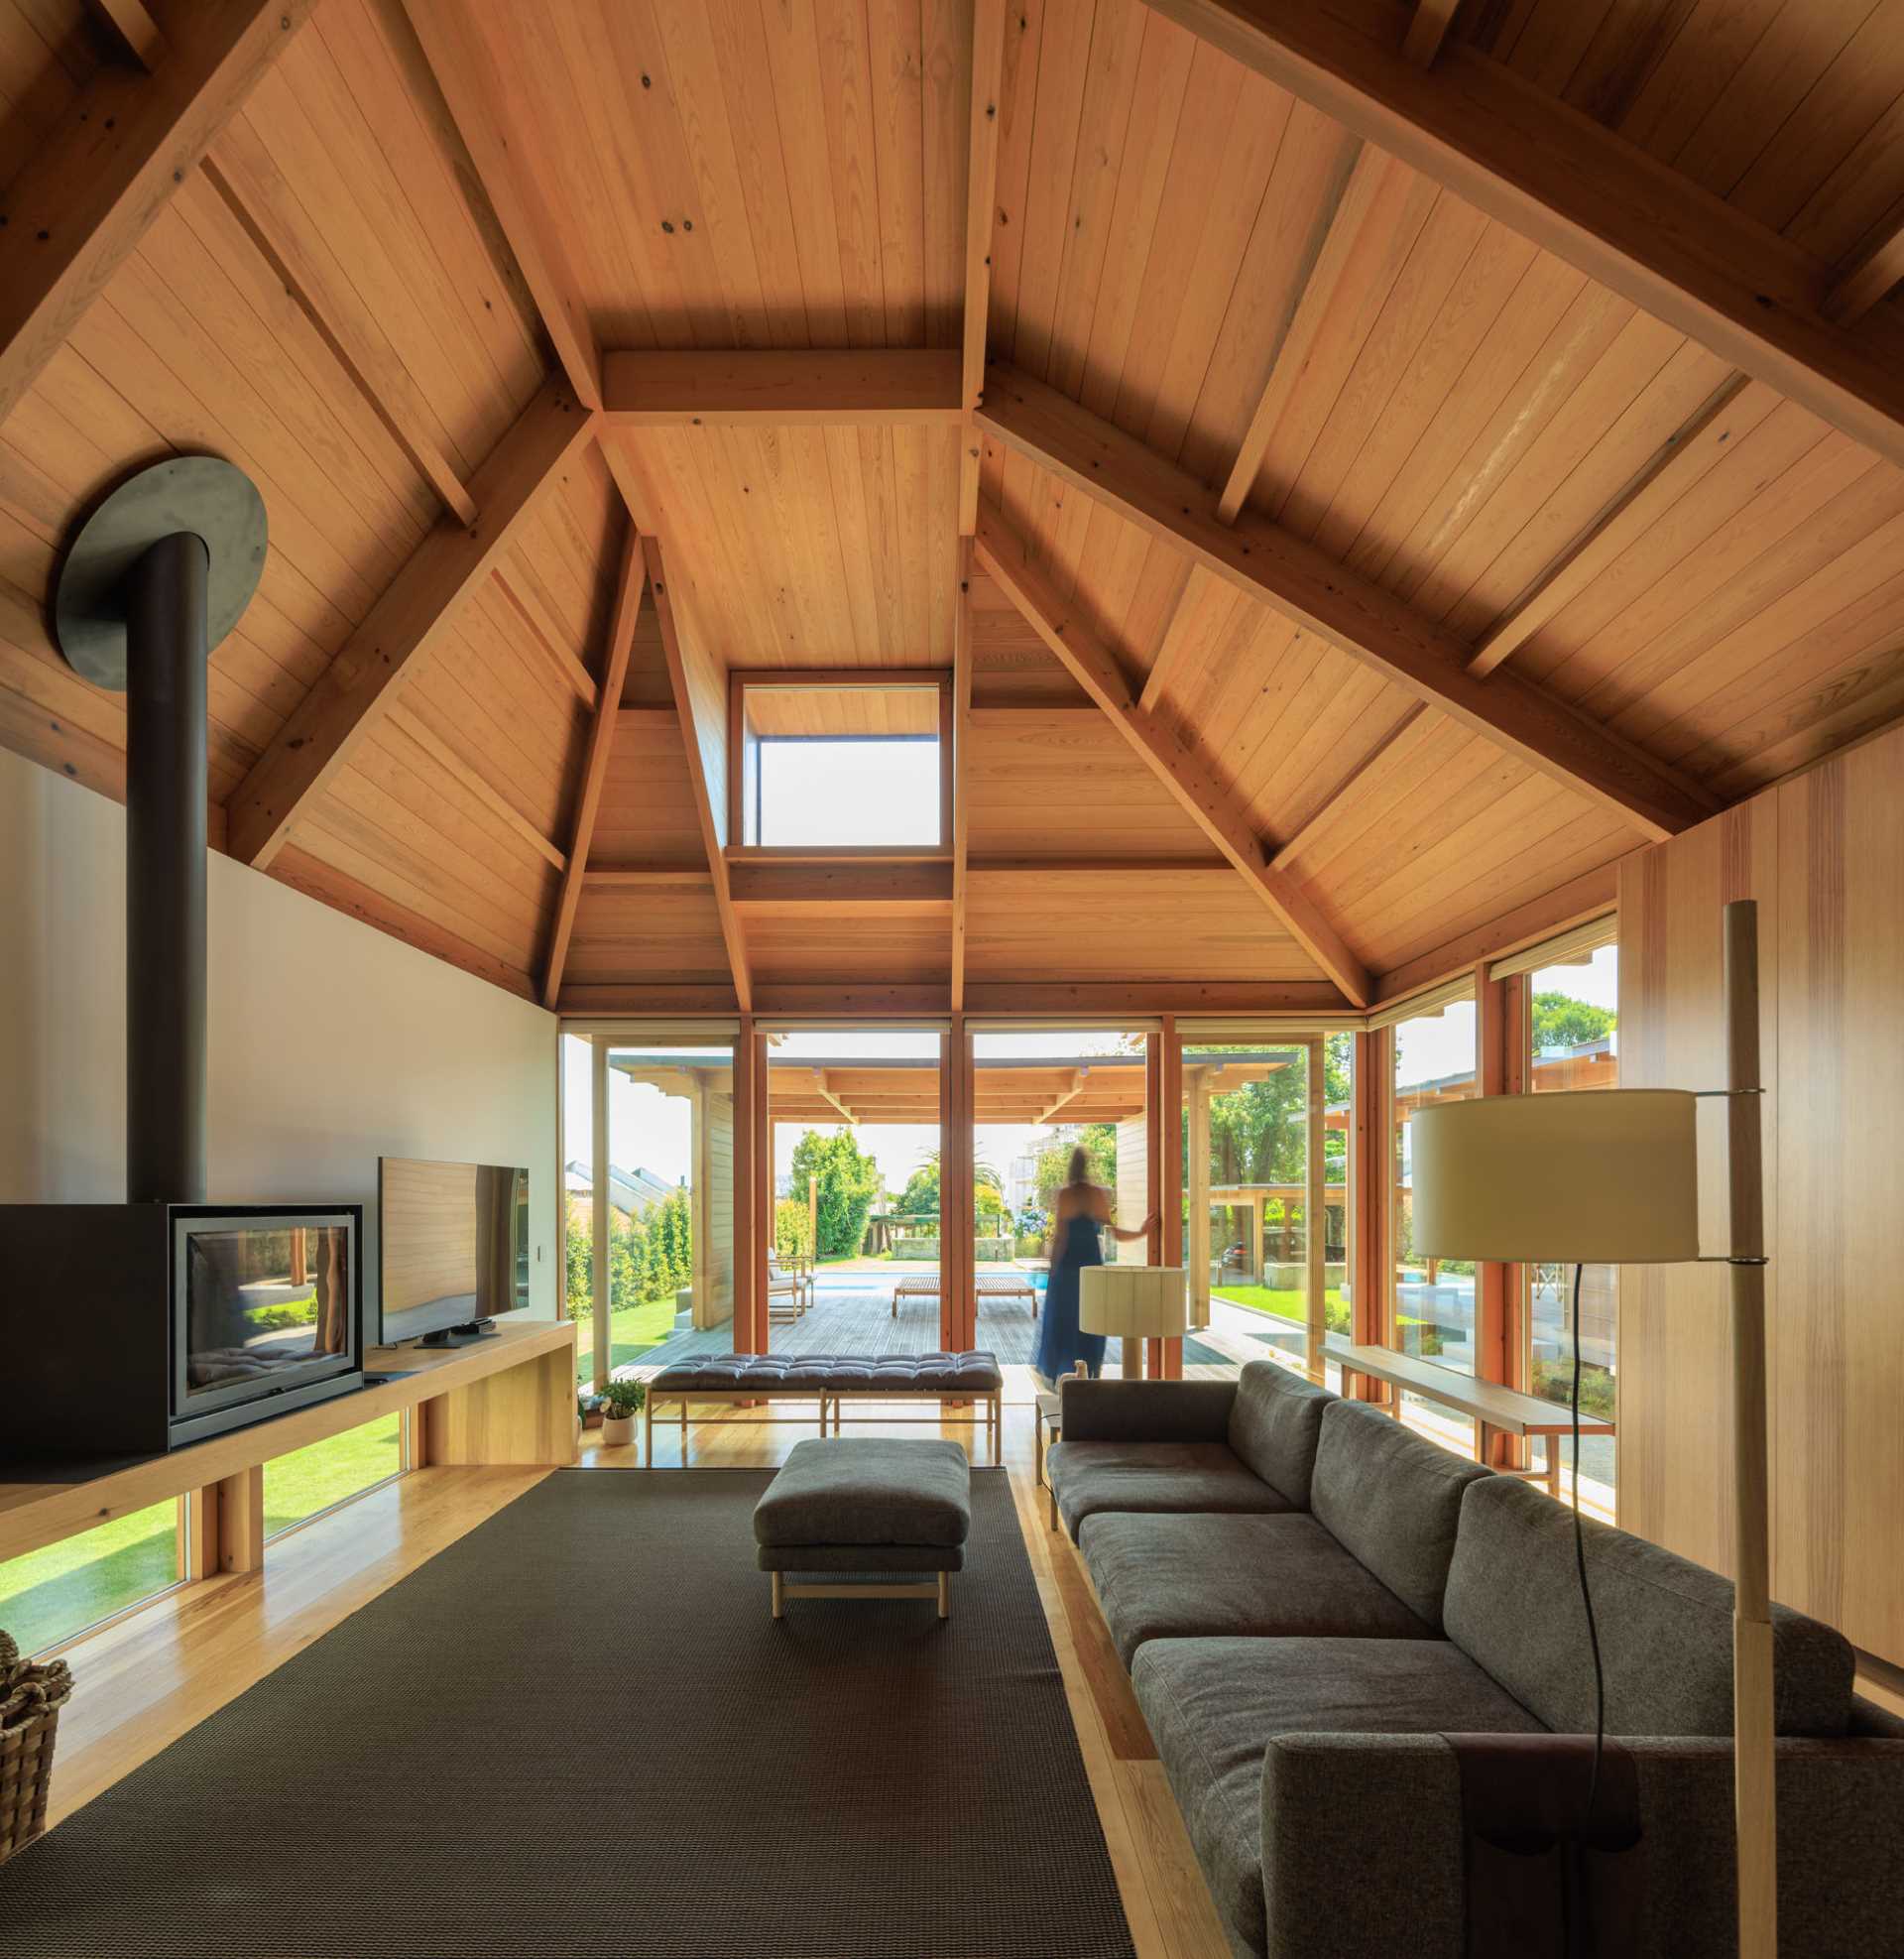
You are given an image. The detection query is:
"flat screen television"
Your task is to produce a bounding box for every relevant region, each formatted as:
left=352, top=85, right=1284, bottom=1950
left=378, top=1157, right=530, bottom=1346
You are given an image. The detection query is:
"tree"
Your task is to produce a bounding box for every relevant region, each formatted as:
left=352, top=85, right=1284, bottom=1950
left=789, top=1129, right=884, bottom=1259
left=898, top=1160, right=939, bottom=1218
left=564, top=1204, right=592, bottom=1318
left=1531, top=991, right=1615, bottom=1050
left=1035, top=1124, right=1117, bottom=1209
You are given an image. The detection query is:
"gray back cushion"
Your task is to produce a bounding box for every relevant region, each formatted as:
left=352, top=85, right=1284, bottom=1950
left=1226, top=1360, right=1333, bottom=1506
left=1445, top=1473, right=1854, bottom=1737
left=1310, top=1400, right=1489, bottom=1629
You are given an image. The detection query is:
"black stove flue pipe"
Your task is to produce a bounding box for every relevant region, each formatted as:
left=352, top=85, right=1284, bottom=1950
left=54, top=458, right=269, bottom=1207
left=124, top=533, right=211, bottom=1204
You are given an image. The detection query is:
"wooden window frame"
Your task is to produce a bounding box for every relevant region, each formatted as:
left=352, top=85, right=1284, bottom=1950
left=727, top=668, right=954, bottom=852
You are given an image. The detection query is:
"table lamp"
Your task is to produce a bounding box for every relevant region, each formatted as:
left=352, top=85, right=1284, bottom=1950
left=1079, top=1266, right=1187, bottom=1380
left=1409, top=899, right=1773, bottom=1959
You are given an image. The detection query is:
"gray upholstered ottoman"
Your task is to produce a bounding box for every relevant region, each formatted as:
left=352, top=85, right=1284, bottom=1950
left=753, top=1437, right=972, bottom=1620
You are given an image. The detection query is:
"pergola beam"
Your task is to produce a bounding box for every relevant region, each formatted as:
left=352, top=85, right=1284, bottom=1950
left=979, top=363, right=1716, bottom=841
left=811, top=1070, right=858, bottom=1125
left=0, top=0, right=312, bottom=429
left=974, top=505, right=1372, bottom=1007
left=1144, top=0, right=1904, bottom=475
left=228, top=376, right=596, bottom=869
left=642, top=535, right=752, bottom=1013
left=541, top=533, right=645, bottom=1008
left=601, top=349, right=963, bottom=428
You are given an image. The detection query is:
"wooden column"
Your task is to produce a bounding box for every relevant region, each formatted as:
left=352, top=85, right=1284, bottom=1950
left=215, top=1464, right=264, bottom=1575
left=1474, top=960, right=1522, bottom=1465
left=941, top=1018, right=975, bottom=1353
left=1305, top=1036, right=1327, bottom=1384
left=690, top=1080, right=711, bottom=1327
left=1349, top=1029, right=1387, bottom=1402
left=590, top=1036, right=610, bottom=1392
left=1158, top=1018, right=1185, bottom=1380
left=733, top=1021, right=763, bottom=1354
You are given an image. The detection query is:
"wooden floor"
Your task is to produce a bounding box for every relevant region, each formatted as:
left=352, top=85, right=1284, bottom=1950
left=35, top=1402, right=1232, bottom=1959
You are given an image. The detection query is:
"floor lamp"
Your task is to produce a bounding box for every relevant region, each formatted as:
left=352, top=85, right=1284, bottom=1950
left=1409, top=900, right=1773, bottom=1959
left=1079, top=1266, right=1188, bottom=1380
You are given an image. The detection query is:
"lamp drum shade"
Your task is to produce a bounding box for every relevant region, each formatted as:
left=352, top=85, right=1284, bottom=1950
left=1078, top=1266, right=1189, bottom=1340
left=1410, top=1089, right=1700, bottom=1265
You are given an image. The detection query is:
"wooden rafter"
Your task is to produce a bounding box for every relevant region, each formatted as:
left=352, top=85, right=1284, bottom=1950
left=728, top=862, right=953, bottom=913
left=0, top=0, right=312, bottom=429
left=582, top=868, right=713, bottom=891
left=1401, top=0, right=1462, bottom=68
left=959, top=0, right=1010, bottom=536
left=402, top=0, right=602, bottom=411
left=199, top=155, right=477, bottom=526
left=1268, top=706, right=1426, bottom=871
left=951, top=543, right=975, bottom=1007
left=978, top=363, right=1717, bottom=841
left=1824, top=204, right=1904, bottom=327
left=642, top=535, right=752, bottom=1013
left=1036, top=1070, right=1086, bottom=1123
left=1216, top=142, right=1387, bottom=524
left=228, top=377, right=596, bottom=869
left=88, top=0, right=166, bottom=69
left=540, top=533, right=646, bottom=1008
left=602, top=350, right=961, bottom=427
left=1144, top=0, right=1904, bottom=476
left=974, top=505, right=1372, bottom=1007
left=1469, top=374, right=1758, bottom=678
left=812, top=1070, right=858, bottom=1125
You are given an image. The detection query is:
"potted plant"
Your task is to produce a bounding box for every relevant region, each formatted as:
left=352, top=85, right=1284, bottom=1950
left=599, top=1376, right=646, bottom=1447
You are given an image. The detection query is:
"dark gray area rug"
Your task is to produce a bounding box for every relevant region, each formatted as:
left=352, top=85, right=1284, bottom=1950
left=0, top=1468, right=1135, bottom=1958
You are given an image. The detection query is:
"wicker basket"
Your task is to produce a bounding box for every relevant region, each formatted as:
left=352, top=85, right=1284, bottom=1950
left=0, top=1630, right=72, bottom=1867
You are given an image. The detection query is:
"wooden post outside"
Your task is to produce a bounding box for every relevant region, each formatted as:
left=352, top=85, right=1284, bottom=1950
left=941, top=1017, right=974, bottom=1355
left=590, top=1036, right=610, bottom=1392
left=1474, top=960, right=1522, bottom=1466
left=1305, top=1036, right=1327, bottom=1384
left=734, top=1022, right=762, bottom=1354
left=288, top=1227, right=306, bottom=1286
left=1349, top=1029, right=1387, bottom=1403
left=807, top=1171, right=818, bottom=1272
left=1159, top=1018, right=1184, bottom=1379
left=1143, top=1035, right=1164, bottom=1379
left=1724, top=899, right=1776, bottom=1959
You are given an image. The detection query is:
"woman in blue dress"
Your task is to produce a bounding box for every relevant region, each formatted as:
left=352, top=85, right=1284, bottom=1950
left=1034, top=1146, right=1158, bottom=1385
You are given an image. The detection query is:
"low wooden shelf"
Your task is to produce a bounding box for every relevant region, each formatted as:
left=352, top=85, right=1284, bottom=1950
left=0, top=1318, right=577, bottom=1569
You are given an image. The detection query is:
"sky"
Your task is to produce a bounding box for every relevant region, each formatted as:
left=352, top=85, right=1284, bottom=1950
left=758, top=739, right=940, bottom=845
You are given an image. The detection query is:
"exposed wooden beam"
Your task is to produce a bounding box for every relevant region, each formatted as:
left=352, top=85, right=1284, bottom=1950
left=541, top=533, right=646, bottom=1008
left=974, top=505, right=1373, bottom=1006
left=384, top=706, right=565, bottom=872
left=951, top=543, right=975, bottom=1006
left=582, top=867, right=714, bottom=890
left=89, top=0, right=166, bottom=68
left=199, top=155, right=477, bottom=526
left=812, top=1070, right=858, bottom=1125
left=1216, top=142, right=1388, bottom=523
left=1036, top=1070, right=1085, bottom=1123
left=1823, top=204, right=1904, bottom=327
left=728, top=862, right=954, bottom=914
left=1143, top=0, right=1904, bottom=475
left=1268, top=705, right=1426, bottom=871
left=969, top=855, right=1230, bottom=873
left=228, top=377, right=595, bottom=869
left=641, top=535, right=752, bottom=1013
left=0, top=0, right=312, bottom=429
left=1401, top=0, right=1462, bottom=67
left=979, top=363, right=1716, bottom=841
left=402, top=0, right=602, bottom=410
left=601, top=349, right=962, bottom=428
left=1469, top=373, right=1759, bottom=677
left=1371, top=861, right=1620, bottom=1005
left=557, top=979, right=1356, bottom=1017
left=960, top=0, right=1010, bottom=535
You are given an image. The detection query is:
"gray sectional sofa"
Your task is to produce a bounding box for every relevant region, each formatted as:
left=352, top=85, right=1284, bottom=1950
left=1048, top=1361, right=1904, bottom=1959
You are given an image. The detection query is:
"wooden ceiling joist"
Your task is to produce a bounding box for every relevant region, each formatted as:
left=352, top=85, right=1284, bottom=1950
left=227, top=377, right=596, bottom=870
left=601, top=350, right=963, bottom=428
left=1824, top=210, right=1904, bottom=328
left=728, top=863, right=954, bottom=914
left=540, top=533, right=646, bottom=1009
left=641, top=535, right=752, bottom=1013
left=1143, top=0, right=1904, bottom=476
left=401, top=0, right=602, bottom=411
left=1469, top=374, right=1760, bottom=679
left=0, top=0, right=312, bottom=429
left=974, top=505, right=1370, bottom=1009
left=88, top=0, right=166, bottom=70
left=811, top=1071, right=858, bottom=1124
left=978, top=364, right=1717, bottom=842
left=1400, top=1, right=1461, bottom=69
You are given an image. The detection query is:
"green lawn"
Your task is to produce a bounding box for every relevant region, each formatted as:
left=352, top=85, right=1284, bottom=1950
left=570, top=1293, right=680, bottom=1385
left=1215, top=1284, right=1349, bottom=1328
left=0, top=1411, right=403, bottom=1659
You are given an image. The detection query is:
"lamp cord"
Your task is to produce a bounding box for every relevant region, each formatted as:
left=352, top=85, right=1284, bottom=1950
left=1571, top=1260, right=1606, bottom=1829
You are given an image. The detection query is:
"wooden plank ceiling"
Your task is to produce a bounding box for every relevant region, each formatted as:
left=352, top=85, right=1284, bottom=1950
left=4, top=0, right=1904, bottom=1015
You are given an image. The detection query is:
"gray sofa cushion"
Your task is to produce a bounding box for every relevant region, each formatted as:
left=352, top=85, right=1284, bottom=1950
left=752, top=1437, right=971, bottom=1550
left=1226, top=1361, right=1332, bottom=1506
left=1057, top=1376, right=1237, bottom=1443
left=1133, top=1636, right=1543, bottom=1958
left=1078, top=1511, right=1434, bottom=1665
left=1445, top=1473, right=1855, bottom=1737
left=1045, top=1440, right=1295, bottom=1540
left=1309, top=1400, right=1488, bottom=1629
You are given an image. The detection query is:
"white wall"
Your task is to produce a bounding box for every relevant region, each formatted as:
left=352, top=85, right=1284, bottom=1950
left=0, top=746, right=559, bottom=1326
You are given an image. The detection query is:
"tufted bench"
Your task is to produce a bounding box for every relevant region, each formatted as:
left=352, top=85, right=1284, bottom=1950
left=644, top=1350, right=1003, bottom=1466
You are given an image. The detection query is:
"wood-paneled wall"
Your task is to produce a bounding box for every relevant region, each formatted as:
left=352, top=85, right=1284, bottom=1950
left=1619, top=722, right=1903, bottom=1668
